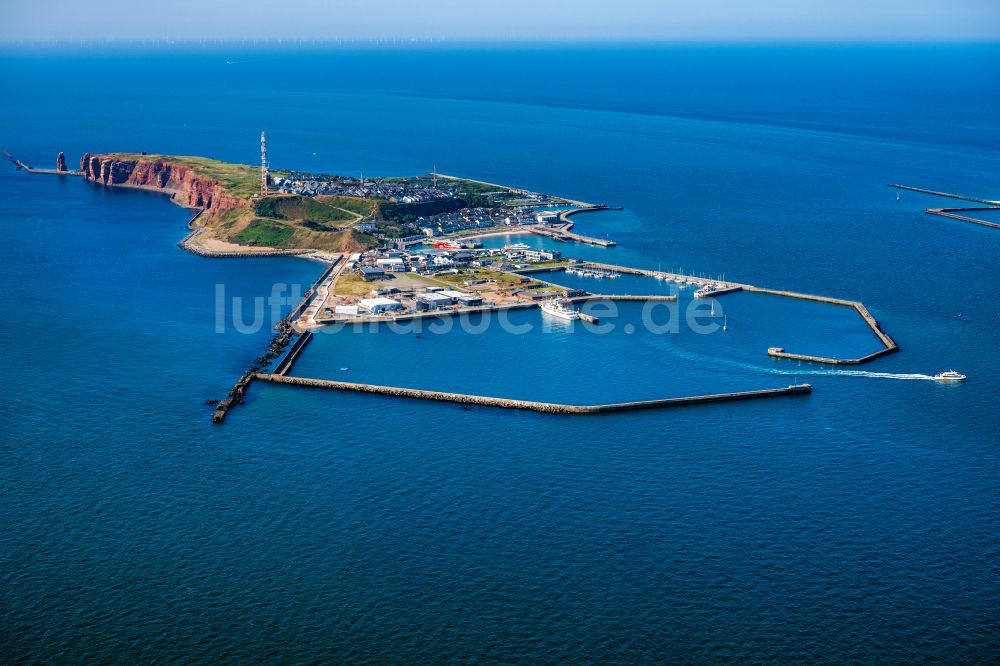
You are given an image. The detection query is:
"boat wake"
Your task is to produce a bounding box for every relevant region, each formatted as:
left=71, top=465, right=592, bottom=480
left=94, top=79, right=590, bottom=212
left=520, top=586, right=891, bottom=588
left=825, top=370, right=937, bottom=381
left=660, top=344, right=940, bottom=381
left=755, top=365, right=938, bottom=381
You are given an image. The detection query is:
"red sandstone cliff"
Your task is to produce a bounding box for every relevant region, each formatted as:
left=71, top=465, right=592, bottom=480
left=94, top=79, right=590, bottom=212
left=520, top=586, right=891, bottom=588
left=80, top=153, right=242, bottom=214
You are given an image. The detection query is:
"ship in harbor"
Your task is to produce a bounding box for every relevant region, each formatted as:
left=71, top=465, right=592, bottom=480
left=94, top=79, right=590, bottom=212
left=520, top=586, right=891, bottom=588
left=540, top=299, right=580, bottom=320
left=433, top=240, right=464, bottom=250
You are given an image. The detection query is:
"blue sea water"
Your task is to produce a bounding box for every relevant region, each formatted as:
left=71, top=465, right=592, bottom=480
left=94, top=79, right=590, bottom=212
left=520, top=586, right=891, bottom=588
left=1, top=45, right=999, bottom=663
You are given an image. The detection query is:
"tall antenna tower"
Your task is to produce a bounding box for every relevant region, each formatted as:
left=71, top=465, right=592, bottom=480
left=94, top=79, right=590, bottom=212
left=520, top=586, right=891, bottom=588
left=259, top=130, right=269, bottom=196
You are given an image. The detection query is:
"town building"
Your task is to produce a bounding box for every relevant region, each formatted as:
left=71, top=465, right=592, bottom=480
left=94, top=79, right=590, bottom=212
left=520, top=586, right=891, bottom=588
left=359, top=267, right=386, bottom=281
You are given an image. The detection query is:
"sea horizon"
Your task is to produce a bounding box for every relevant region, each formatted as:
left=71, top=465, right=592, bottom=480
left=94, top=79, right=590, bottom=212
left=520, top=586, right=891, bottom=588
left=2, top=42, right=999, bottom=662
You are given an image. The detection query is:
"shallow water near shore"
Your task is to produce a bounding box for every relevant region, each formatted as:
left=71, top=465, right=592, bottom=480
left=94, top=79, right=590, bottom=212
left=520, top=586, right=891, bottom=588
left=2, top=46, right=1000, bottom=663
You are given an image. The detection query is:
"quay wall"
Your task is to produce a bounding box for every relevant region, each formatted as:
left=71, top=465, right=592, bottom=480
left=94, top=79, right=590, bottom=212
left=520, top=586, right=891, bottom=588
left=259, top=373, right=812, bottom=414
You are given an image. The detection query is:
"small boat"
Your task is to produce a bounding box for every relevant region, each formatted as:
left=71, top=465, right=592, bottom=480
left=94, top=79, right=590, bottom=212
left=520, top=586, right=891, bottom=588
left=505, top=242, right=530, bottom=251
left=541, top=299, right=580, bottom=321
left=934, top=370, right=966, bottom=381
left=723, top=315, right=728, bottom=332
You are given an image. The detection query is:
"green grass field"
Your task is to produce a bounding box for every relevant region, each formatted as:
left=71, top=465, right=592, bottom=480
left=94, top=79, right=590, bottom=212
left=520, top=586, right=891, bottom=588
left=333, top=273, right=377, bottom=297
left=107, top=153, right=262, bottom=199
left=254, top=195, right=359, bottom=227
left=434, top=269, right=531, bottom=289
left=237, top=219, right=295, bottom=246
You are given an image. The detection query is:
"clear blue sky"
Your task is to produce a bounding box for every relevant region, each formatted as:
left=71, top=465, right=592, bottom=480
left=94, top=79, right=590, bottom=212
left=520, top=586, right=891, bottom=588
left=1, top=0, right=998, bottom=42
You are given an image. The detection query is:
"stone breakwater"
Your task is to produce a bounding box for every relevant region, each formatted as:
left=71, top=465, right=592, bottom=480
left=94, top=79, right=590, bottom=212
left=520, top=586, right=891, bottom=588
left=80, top=154, right=242, bottom=213
left=257, top=374, right=813, bottom=414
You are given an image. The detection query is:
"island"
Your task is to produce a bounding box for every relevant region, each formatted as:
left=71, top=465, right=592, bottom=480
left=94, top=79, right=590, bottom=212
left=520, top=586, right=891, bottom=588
left=76, top=152, right=611, bottom=258
left=5, top=147, right=909, bottom=421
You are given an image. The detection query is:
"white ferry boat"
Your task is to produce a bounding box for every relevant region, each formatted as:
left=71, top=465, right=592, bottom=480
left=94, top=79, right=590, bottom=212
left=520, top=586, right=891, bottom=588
left=933, top=370, right=966, bottom=381
left=505, top=242, right=531, bottom=251
left=541, top=299, right=580, bottom=320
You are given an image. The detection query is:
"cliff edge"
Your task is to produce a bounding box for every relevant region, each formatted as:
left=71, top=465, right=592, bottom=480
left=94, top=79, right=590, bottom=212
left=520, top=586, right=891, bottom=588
left=78, top=152, right=376, bottom=255
left=80, top=153, right=244, bottom=214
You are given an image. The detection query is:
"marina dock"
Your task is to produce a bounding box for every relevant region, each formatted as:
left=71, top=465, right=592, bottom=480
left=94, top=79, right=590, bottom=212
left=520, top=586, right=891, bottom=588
left=257, top=373, right=812, bottom=414
left=576, top=261, right=742, bottom=289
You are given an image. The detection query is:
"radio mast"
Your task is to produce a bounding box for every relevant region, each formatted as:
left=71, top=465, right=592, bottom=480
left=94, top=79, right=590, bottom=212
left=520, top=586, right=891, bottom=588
left=260, top=131, right=269, bottom=196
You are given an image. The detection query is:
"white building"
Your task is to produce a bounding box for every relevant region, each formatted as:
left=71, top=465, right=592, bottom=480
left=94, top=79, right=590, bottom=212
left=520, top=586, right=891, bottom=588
left=418, top=292, right=452, bottom=309
left=334, top=305, right=359, bottom=316
left=376, top=257, right=406, bottom=271
left=358, top=298, right=403, bottom=315
left=437, top=290, right=468, bottom=303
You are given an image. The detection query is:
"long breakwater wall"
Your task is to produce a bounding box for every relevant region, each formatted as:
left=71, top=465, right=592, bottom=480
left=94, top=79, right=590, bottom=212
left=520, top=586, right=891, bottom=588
left=888, top=184, right=1000, bottom=230
left=578, top=261, right=897, bottom=365
left=926, top=208, right=1000, bottom=230
left=744, top=287, right=899, bottom=364
left=213, top=261, right=337, bottom=422
left=258, top=373, right=812, bottom=414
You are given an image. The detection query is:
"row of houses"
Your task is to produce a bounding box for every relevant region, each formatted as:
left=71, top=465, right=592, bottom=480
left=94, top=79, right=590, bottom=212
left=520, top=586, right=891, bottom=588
left=273, top=174, right=457, bottom=202
left=418, top=207, right=560, bottom=236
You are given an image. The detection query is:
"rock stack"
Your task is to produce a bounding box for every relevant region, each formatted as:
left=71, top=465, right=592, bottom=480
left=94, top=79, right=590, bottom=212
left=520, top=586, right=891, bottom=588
left=56, top=152, right=67, bottom=172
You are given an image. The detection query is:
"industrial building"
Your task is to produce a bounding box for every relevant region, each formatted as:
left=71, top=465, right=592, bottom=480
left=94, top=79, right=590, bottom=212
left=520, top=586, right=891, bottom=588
left=417, top=292, right=452, bottom=309
left=358, top=297, right=403, bottom=315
